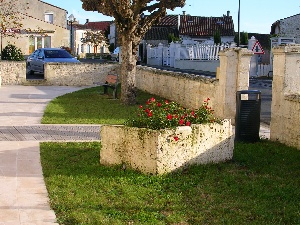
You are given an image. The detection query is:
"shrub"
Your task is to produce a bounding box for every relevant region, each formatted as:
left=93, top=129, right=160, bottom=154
left=1, top=44, right=24, bottom=61
left=125, top=97, right=220, bottom=130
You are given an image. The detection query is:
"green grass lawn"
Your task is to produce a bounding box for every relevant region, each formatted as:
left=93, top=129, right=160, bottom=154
left=40, top=86, right=300, bottom=225
left=42, top=86, right=162, bottom=125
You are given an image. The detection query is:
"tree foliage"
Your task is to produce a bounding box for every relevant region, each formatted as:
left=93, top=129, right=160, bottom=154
left=168, top=33, right=181, bottom=43
left=213, top=30, right=221, bottom=45
left=234, top=31, right=248, bottom=46
left=81, top=30, right=108, bottom=47
left=81, top=0, right=186, bottom=105
left=0, top=0, right=26, bottom=38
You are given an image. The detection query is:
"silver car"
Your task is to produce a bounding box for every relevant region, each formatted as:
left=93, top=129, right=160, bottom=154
left=26, top=48, right=80, bottom=74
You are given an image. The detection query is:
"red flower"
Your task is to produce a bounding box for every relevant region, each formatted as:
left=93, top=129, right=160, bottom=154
left=204, top=97, right=210, bottom=103
left=139, top=105, right=143, bottom=109
left=167, top=114, right=173, bottom=120
left=146, top=101, right=150, bottom=105
left=145, top=108, right=150, bottom=113
left=165, top=100, right=169, bottom=104
left=186, top=121, right=191, bottom=126
left=191, top=111, right=195, bottom=116
left=157, top=102, right=162, bottom=107
left=148, top=112, right=153, bottom=117
left=150, top=97, right=156, bottom=102
left=179, top=119, right=185, bottom=125
left=173, top=136, right=179, bottom=141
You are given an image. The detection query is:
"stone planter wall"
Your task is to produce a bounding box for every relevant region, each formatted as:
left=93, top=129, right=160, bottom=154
left=100, top=120, right=234, bottom=175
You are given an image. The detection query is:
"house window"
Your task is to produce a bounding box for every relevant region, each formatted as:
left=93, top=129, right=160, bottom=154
left=45, top=13, right=53, bottom=24
left=29, top=36, right=51, bottom=53
left=81, top=44, right=84, bottom=53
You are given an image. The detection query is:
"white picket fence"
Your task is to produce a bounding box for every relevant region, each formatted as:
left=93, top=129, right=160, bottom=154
left=184, top=43, right=230, bottom=60
left=146, top=41, right=273, bottom=76
left=257, top=64, right=273, bottom=77
left=147, top=43, right=229, bottom=61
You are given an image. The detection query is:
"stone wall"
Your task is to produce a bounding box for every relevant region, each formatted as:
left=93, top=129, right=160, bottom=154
left=44, top=63, right=119, bottom=86
left=0, top=61, right=119, bottom=86
left=0, top=61, right=27, bottom=85
left=137, top=48, right=252, bottom=123
left=270, top=45, right=300, bottom=149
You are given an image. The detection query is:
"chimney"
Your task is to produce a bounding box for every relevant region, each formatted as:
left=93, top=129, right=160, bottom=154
left=227, top=11, right=230, bottom=17
left=86, top=19, right=89, bottom=24
left=182, top=11, right=186, bottom=16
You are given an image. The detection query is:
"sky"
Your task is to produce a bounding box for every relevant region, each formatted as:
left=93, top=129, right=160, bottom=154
left=42, top=0, right=300, bottom=34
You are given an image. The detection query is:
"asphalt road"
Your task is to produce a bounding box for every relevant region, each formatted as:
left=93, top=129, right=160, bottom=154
left=249, top=78, right=272, bottom=125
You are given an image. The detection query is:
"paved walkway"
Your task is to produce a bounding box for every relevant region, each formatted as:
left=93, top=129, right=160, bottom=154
left=0, top=86, right=100, bottom=225
left=0, top=85, right=270, bottom=225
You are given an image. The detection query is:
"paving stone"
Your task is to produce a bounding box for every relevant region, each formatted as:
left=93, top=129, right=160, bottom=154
left=0, top=125, right=101, bottom=142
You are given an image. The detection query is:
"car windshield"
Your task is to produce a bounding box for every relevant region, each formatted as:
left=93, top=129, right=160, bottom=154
left=44, top=50, right=73, bottom=58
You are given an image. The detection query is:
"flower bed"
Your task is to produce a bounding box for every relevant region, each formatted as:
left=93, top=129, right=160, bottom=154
left=100, top=98, right=234, bottom=175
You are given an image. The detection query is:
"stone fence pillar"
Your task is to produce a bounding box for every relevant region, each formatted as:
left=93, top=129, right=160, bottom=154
left=270, top=44, right=300, bottom=149
left=217, top=48, right=253, bottom=124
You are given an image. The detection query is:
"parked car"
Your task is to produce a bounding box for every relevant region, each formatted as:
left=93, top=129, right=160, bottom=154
left=26, top=48, right=80, bottom=74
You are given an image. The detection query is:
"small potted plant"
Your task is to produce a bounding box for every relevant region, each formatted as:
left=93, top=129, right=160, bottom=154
left=100, top=97, right=234, bottom=175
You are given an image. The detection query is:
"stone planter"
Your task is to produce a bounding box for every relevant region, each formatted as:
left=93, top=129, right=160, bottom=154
left=100, top=119, right=234, bottom=175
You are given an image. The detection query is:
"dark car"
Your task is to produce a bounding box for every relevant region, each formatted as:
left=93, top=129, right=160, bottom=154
left=26, top=48, right=80, bottom=74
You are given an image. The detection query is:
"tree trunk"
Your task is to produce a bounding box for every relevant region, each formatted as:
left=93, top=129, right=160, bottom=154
left=120, top=39, right=137, bottom=105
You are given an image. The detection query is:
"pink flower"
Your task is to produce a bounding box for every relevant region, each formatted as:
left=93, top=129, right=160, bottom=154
left=150, top=97, right=156, bottom=102
left=165, top=100, right=169, bottom=104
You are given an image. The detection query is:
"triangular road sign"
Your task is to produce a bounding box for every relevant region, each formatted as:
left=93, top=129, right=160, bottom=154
left=252, top=41, right=265, bottom=54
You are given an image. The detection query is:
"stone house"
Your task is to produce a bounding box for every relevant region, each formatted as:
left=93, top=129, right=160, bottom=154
left=73, top=20, right=111, bottom=57
left=1, top=0, right=69, bottom=56
left=138, top=11, right=235, bottom=62
left=271, top=13, right=300, bottom=43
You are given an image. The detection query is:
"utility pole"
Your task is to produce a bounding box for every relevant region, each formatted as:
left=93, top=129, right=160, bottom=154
left=237, top=0, right=240, bottom=47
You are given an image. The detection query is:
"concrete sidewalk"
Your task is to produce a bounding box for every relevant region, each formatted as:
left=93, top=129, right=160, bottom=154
left=0, top=85, right=94, bottom=225
left=0, top=85, right=270, bottom=225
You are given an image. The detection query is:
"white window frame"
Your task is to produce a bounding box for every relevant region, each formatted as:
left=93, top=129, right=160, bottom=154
left=45, top=13, right=54, bottom=24
left=30, top=36, right=51, bottom=50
